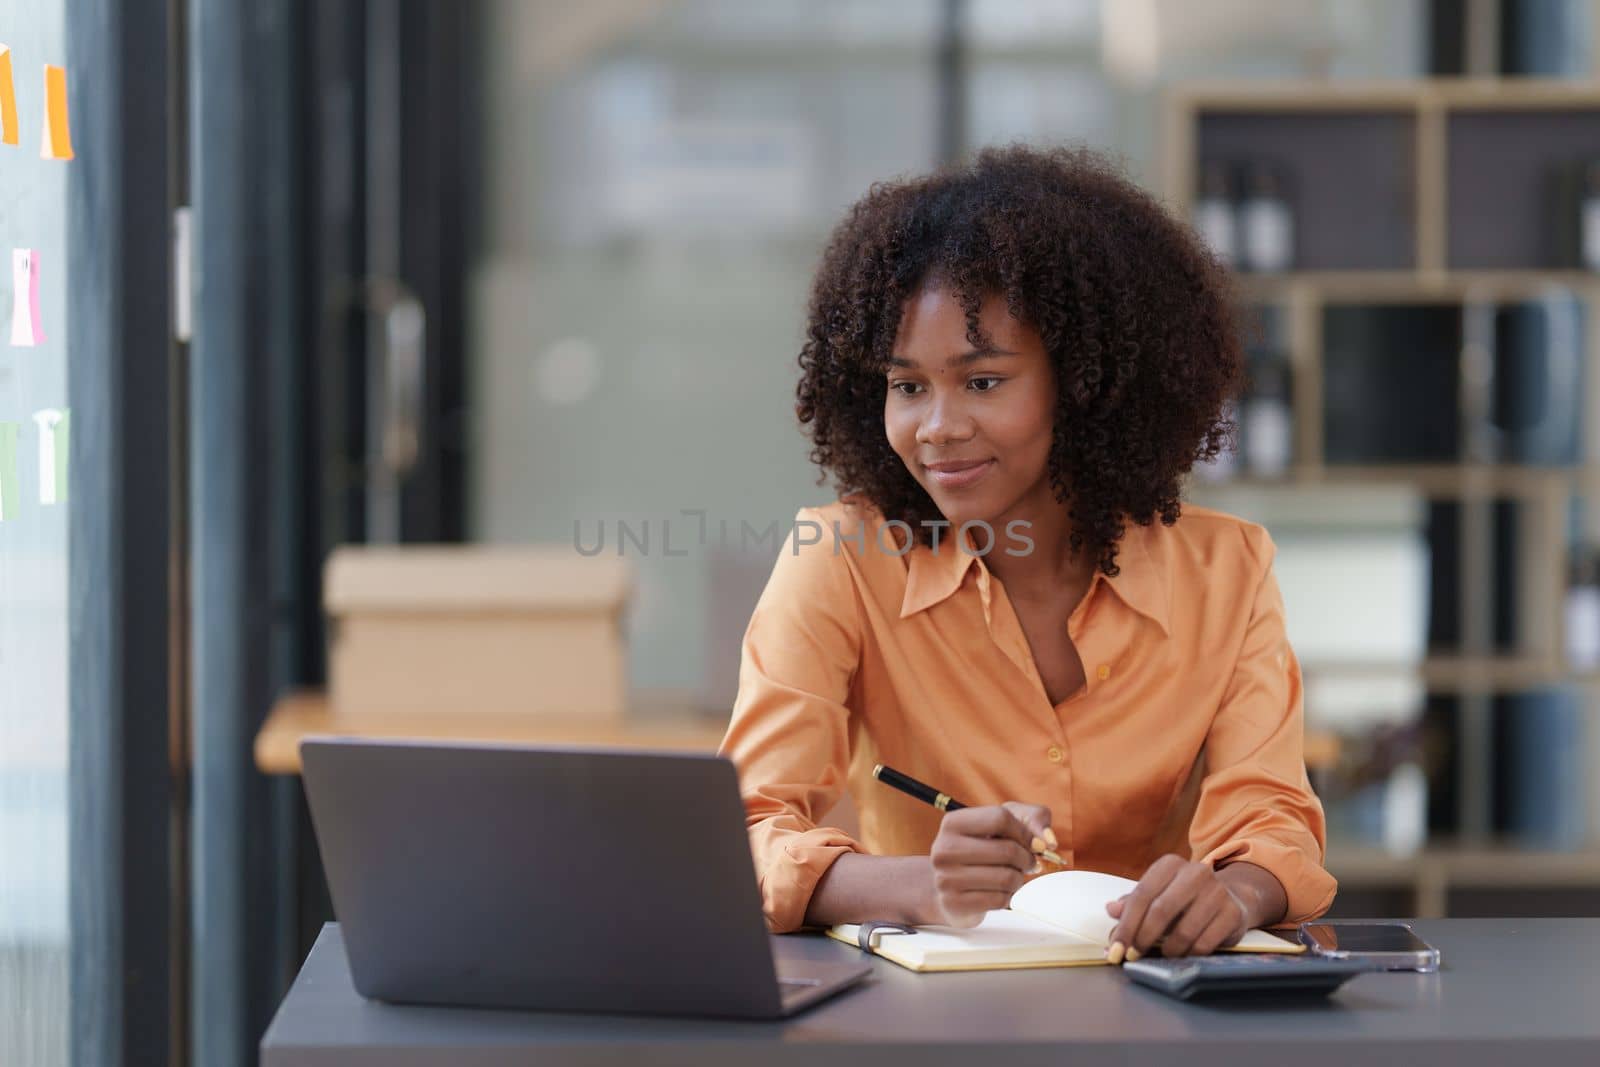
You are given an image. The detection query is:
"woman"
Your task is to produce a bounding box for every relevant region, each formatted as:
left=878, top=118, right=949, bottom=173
left=718, top=144, right=1335, bottom=962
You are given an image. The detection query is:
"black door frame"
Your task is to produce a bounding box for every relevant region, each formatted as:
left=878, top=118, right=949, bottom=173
left=68, top=0, right=180, bottom=1064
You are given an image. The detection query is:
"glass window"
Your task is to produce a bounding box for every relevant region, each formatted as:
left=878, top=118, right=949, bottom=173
left=0, top=4, right=72, bottom=1065
left=472, top=0, right=944, bottom=701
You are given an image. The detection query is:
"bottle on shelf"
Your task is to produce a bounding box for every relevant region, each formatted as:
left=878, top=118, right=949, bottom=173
left=1242, top=349, right=1293, bottom=479
left=1494, top=688, right=1588, bottom=850
left=1193, top=159, right=1237, bottom=268
left=1563, top=545, right=1600, bottom=669
left=1581, top=160, right=1600, bottom=273
left=1380, top=761, right=1427, bottom=858
left=1239, top=159, right=1295, bottom=273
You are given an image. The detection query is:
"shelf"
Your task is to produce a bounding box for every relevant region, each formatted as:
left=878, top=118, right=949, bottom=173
left=1233, top=270, right=1600, bottom=303
left=1167, top=80, right=1600, bottom=278
left=1420, top=657, right=1570, bottom=691
left=1296, top=657, right=1600, bottom=692
left=1169, top=77, right=1600, bottom=113
left=1447, top=109, right=1600, bottom=270
left=1210, top=464, right=1579, bottom=497
left=1328, top=843, right=1600, bottom=888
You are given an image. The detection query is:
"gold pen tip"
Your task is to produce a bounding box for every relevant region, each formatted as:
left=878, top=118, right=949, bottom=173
left=1030, top=842, right=1066, bottom=866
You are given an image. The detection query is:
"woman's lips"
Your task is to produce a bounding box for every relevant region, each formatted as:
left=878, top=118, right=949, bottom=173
left=926, top=459, right=995, bottom=490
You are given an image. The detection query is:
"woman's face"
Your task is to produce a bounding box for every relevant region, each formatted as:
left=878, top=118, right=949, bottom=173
left=883, top=285, right=1060, bottom=536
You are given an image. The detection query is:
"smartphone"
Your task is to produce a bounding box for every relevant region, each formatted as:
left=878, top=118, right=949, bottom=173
left=1297, top=921, right=1441, bottom=973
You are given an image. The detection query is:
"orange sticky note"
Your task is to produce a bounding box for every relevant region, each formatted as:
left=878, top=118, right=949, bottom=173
left=41, top=63, right=72, bottom=161
left=0, top=47, right=18, bottom=145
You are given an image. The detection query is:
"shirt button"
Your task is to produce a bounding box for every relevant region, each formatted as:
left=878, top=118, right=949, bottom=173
left=1096, top=664, right=1111, bottom=681
left=1046, top=745, right=1064, bottom=763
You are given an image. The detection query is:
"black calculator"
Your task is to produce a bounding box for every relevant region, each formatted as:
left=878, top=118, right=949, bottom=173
left=1122, top=953, right=1376, bottom=1001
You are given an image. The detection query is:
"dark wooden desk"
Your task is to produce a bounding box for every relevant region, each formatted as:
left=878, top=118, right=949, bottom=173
left=263, top=919, right=1600, bottom=1066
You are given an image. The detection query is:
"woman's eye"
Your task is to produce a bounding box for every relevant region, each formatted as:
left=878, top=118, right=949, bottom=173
left=890, top=381, right=923, bottom=397
left=969, top=376, right=1002, bottom=392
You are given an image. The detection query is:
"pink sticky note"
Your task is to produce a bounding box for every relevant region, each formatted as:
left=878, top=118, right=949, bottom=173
left=11, top=249, right=43, bottom=346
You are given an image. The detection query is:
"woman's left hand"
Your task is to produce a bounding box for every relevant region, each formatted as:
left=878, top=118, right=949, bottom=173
left=1103, top=854, right=1251, bottom=961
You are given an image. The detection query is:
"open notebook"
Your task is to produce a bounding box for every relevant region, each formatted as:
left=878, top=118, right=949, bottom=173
left=827, top=870, right=1303, bottom=972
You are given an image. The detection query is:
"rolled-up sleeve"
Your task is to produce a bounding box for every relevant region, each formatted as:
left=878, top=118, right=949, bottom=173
left=718, top=507, right=865, bottom=932
left=1190, top=530, right=1338, bottom=925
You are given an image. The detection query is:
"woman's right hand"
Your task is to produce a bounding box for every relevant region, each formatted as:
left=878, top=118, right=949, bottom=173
left=924, top=802, right=1055, bottom=928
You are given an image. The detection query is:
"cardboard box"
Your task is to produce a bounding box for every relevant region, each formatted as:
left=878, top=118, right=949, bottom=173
left=323, top=545, right=632, bottom=718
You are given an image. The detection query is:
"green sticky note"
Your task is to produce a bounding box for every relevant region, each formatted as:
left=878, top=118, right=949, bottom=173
left=0, top=422, right=17, bottom=521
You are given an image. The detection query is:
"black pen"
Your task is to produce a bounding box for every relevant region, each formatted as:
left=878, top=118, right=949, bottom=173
left=872, top=763, right=1065, bottom=865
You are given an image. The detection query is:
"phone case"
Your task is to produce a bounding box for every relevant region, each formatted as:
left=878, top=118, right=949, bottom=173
left=1297, top=920, right=1441, bottom=973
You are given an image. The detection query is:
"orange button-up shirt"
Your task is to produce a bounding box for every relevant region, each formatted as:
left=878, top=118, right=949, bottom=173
left=718, top=498, right=1336, bottom=933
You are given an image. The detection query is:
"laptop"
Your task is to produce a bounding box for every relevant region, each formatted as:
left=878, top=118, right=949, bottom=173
left=299, top=737, right=872, bottom=1018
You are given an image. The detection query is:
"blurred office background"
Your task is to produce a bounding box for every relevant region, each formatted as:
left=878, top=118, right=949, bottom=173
left=5, top=0, right=1600, bottom=1064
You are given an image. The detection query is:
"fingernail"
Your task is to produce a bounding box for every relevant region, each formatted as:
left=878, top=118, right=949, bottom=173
left=1043, top=828, right=1059, bottom=849
left=1126, top=948, right=1143, bottom=962
left=1107, top=941, right=1126, bottom=965
left=1031, top=835, right=1048, bottom=853
left=1029, top=858, right=1042, bottom=875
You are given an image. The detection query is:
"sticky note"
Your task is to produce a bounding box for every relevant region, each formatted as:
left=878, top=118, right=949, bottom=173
left=33, top=408, right=67, bottom=505
left=11, top=249, right=43, bottom=346
left=41, top=63, right=72, bottom=161
left=0, top=422, right=18, bottom=521
left=0, top=46, right=18, bottom=146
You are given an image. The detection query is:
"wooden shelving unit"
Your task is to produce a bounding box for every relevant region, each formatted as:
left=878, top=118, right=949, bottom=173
left=1165, top=79, right=1600, bottom=275
left=1300, top=656, right=1575, bottom=691
left=1327, top=844, right=1600, bottom=918
left=1230, top=463, right=1580, bottom=495
left=1166, top=79, right=1600, bottom=911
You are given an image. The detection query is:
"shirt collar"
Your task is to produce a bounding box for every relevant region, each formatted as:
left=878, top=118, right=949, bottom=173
left=898, top=517, right=1171, bottom=636
left=898, top=526, right=985, bottom=619
left=1102, top=519, right=1171, bottom=636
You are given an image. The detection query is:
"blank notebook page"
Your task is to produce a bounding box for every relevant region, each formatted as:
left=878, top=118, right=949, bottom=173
left=832, top=911, right=1101, bottom=969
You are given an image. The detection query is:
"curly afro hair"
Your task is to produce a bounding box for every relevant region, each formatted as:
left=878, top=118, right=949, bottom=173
left=794, top=143, right=1244, bottom=578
